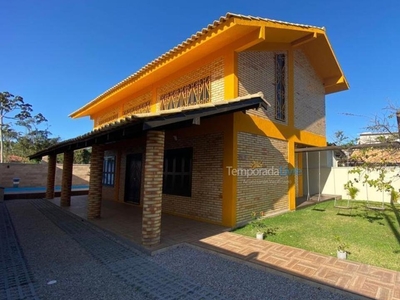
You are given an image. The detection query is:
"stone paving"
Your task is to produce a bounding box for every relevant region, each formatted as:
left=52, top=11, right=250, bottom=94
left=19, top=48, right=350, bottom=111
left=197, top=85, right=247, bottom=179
left=0, top=203, right=38, bottom=300
left=3, top=196, right=400, bottom=299
left=1, top=199, right=228, bottom=299
left=29, top=199, right=226, bottom=299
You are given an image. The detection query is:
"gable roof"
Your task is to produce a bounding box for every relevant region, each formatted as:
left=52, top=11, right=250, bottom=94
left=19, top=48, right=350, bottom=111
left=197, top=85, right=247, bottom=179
left=70, top=12, right=348, bottom=119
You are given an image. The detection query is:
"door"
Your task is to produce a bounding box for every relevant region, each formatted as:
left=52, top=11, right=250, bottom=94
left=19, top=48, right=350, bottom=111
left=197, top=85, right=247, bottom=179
left=125, top=154, right=142, bottom=204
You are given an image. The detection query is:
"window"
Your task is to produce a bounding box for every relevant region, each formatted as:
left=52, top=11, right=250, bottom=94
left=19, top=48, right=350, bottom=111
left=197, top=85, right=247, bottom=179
left=163, top=148, right=192, bottom=197
left=102, top=156, right=116, bottom=186
left=275, top=53, right=286, bottom=121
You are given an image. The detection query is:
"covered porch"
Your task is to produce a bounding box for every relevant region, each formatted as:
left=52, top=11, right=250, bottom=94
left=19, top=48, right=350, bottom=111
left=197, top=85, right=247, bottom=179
left=29, top=93, right=269, bottom=247
left=48, top=195, right=229, bottom=252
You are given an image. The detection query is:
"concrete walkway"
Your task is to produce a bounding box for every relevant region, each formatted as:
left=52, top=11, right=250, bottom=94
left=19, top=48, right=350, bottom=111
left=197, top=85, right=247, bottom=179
left=193, top=233, right=400, bottom=300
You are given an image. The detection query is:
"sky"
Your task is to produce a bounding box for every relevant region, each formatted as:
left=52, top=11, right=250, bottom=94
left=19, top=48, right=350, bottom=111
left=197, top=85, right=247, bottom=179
left=1, top=0, right=400, bottom=143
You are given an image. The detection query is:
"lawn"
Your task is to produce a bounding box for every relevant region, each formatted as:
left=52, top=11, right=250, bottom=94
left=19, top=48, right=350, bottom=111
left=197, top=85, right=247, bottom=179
left=233, top=200, right=400, bottom=271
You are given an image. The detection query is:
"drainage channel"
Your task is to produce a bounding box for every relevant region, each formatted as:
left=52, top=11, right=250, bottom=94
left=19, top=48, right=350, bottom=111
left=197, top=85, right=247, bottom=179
left=0, top=202, right=39, bottom=300
left=31, top=200, right=225, bottom=300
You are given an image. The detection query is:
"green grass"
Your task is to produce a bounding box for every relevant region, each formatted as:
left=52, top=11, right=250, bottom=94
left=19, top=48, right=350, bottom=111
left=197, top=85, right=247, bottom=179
left=233, top=200, right=400, bottom=271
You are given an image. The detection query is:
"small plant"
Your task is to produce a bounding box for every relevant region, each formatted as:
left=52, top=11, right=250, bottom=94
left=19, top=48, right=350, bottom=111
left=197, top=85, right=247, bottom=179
left=250, top=211, right=278, bottom=238
left=390, top=189, right=400, bottom=203
left=251, top=222, right=267, bottom=234
left=250, top=211, right=266, bottom=234
left=344, top=181, right=359, bottom=200
left=335, top=235, right=349, bottom=252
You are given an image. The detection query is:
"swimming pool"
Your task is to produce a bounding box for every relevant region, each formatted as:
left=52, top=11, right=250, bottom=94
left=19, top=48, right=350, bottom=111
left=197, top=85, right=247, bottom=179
left=4, top=185, right=89, bottom=194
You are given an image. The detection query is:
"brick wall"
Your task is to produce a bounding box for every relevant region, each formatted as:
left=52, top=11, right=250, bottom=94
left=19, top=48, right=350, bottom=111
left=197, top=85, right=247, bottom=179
left=238, top=51, right=287, bottom=124
left=93, top=58, right=225, bottom=129
left=56, top=164, right=89, bottom=186
left=162, top=132, right=224, bottom=224
left=0, top=163, right=89, bottom=188
left=102, top=131, right=224, bottom=224
left=94, top=92, right=152, bottom=128
left=102, top=186, right=115, bottom=202
left=294, top=49, right=325, bottom=136
left=236, top=132, right=288, bottom=224
left=157, top=57, right=224, bottom=108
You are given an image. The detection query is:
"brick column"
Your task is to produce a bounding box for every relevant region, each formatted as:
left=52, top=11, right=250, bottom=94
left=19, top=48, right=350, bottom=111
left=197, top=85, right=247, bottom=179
left=45, top=154, right=56, bottom=199
left=60, top=151, right=74, bottom=206
left=88, top=144, right=104, bottom=219
left=142, top=131, right=165, bottom=246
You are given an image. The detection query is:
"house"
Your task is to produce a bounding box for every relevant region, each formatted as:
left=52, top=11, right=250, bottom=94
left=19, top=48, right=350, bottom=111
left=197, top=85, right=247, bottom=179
left=30, top=13, right=348, bottom=246
left=352, top=132, right=400, bottom=166
left=358, top=132, right=398, bottom=144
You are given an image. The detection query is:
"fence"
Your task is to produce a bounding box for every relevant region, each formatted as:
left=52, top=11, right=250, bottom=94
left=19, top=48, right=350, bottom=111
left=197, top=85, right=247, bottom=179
left=0, top=162, right=90, bottom=188
left=304, top=166, right=400, bottom=203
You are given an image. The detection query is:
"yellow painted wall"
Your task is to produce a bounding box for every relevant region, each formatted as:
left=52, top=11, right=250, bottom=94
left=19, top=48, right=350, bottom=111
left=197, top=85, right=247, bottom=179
left=91, top=29, right=328, bottom=227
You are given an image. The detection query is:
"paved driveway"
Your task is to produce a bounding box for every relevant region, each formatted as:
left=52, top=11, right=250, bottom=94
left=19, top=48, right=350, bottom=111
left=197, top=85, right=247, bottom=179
left=1, top=200, right=360, bottom=300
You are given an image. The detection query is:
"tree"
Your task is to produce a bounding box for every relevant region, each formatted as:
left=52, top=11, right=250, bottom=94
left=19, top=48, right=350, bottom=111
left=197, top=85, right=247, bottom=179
left=13, top=115, right=60, bottom=158
left=0, top=92, right=32, bottom=162
left=0, top=91, right=57, bottom=162
left=57, top=148, right=91, bottom=164
left=330, top=130, right=358, bottom=147
left=74, top=148, right=91, bottom=164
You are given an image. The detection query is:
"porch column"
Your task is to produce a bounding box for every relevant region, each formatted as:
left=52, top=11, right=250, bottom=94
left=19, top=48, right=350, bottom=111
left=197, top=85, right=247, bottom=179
left=88, top=144, right=104, bottom=219
left=60, top=151, right=74, bottom=206
left=45, top=154, right=56, bottom=199
left=142, top=130, right=165, bottom=246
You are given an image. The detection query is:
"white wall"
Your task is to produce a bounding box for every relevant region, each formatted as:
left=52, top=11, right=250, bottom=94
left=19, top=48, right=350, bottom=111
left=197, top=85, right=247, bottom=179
left=302, top=165, right=400, bottom=203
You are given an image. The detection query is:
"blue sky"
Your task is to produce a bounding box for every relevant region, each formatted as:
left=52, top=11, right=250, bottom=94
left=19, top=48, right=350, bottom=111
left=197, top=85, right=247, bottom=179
left=1, top=0, right=399, bottom=142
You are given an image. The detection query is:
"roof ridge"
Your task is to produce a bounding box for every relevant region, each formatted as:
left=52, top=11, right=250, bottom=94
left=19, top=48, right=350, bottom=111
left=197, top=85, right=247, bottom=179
left=226, top=12, right=324, bottom=30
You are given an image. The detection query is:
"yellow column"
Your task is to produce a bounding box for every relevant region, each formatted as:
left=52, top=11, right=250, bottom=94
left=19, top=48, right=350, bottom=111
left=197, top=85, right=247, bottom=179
left=297, top=152, right=303, bottom=197
left=151, top=87, right=157, bottom=112
left=288, top=140, right=296, bottom=210
left=287, top=49, right=296, bottom=210
left=224, top=51, right=238, bottom=100
left=222, top=50, right=238, bottom=227
left=222, top=114, right=237, bottom=227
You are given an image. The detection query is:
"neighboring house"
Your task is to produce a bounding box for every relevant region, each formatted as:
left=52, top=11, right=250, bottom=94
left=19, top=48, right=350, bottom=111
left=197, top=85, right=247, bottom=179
left=7, top=155, right=26, bottom=163
left=351, top=132, right=400, bottom=165
left=350, top=147, right=400, bottom=166
left=30, top=13, right=348, bottom=246
left=358, top=132, right=398, bottom=144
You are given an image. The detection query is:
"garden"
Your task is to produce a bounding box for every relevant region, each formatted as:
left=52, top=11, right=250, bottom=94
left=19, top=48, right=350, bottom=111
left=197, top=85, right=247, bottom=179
left=234, top=199, right=400, bottom=271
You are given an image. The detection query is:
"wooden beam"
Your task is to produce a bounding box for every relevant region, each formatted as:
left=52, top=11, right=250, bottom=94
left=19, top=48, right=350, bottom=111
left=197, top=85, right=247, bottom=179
left=291, top=32, right=317, bottom=48
left=235, top=26, right=266, bottom=52
left=323, top=75, right=345, bottom=88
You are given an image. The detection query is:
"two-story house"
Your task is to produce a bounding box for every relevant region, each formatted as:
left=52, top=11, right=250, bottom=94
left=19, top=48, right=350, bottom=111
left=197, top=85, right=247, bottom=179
left=30, top=13, right=348, bottom=246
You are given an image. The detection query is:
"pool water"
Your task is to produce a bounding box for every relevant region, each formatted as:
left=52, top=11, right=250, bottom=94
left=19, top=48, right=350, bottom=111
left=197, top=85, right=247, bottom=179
left=4, top=185, right=89, bottom=194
